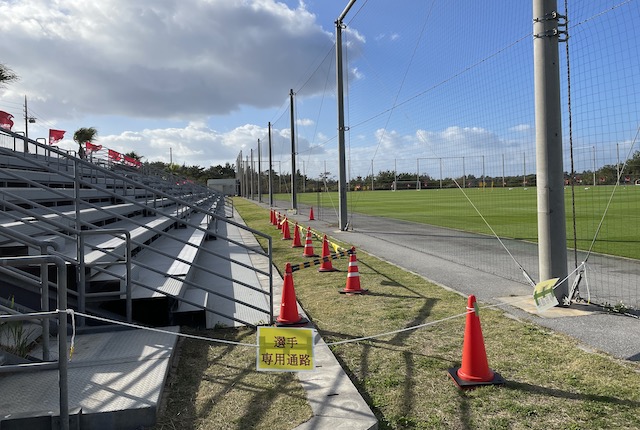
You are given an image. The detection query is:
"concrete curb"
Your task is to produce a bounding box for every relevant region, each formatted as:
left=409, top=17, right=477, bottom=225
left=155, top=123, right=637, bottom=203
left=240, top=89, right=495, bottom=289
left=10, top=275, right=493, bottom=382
left=233, top=210, right=378, bottom=430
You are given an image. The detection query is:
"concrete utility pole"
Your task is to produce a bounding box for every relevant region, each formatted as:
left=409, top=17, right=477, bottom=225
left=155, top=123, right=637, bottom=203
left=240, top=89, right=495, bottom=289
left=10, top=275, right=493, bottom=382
left=257, top=139, right=262, bottom=203
left=23, top=95, right=35, bottom=153
left=237, top=151, right=243, bottom=196
left=533, top=0, right=569, bottom=303
left=245, top=156, right=249, bottom=198
left=290, top=89, right=297, bottom=211
left=250, top=148, right=254, bottom=200
left=335, top=0, right=357, bottom=231
left=268, top=122, right=274, bottom=206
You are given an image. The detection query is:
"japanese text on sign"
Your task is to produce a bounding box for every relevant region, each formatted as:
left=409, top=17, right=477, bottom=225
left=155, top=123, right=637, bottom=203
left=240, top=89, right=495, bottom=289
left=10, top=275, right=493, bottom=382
left=257, top=327, right=315, bottom=372
left=533, top=278, right=559, bottom=312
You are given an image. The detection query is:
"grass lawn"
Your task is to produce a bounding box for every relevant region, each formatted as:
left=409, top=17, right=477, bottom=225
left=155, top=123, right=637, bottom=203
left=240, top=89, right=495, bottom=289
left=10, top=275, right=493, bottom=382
left=277, top=186, right=640, bottom=259
left=155, top=197, right=640, bottom=430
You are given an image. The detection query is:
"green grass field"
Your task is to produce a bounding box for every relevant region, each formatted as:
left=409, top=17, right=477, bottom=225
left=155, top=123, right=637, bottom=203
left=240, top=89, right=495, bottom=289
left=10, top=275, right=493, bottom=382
left=275, top=185, right=640, bottom=260
left=155, top=199, right=640, bottom=429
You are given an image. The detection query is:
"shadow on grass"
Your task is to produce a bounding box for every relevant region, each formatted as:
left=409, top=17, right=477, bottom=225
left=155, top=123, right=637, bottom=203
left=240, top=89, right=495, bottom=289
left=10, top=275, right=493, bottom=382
left=456, top=389, right=473, bottom=430
left=450, top=378, right=640, bottom=430
left=365, top=290, right=424, bottom=300
left=157, top=328, right=309, bottom=429
left=235, top=372, right=304, bottom=429
left=320, top=297, right=443, bottom=429
left=154, top=335, right=211, bottom=429
left=505, top=381, right=640, bottom=407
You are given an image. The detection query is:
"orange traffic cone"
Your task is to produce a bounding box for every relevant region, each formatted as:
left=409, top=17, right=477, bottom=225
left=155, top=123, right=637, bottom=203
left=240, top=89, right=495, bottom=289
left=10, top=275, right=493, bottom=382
left=276, top=212, right=282, bottom=230
left=281, top=217, right=291, bottom=240
left=318, top=234, right=338, bottom=272
left=309, top=206, right=315, bottom=221
left=302, top=227, right=318, bottom=257
left=291, top=222, right=303, bottom=248
left=448, top=295, right=505, bottom=388
left=270, top=209, right=275, bottom=225
left=276, top=263, right=309, bottom=326
left=340, top=247, right=368, bottom=294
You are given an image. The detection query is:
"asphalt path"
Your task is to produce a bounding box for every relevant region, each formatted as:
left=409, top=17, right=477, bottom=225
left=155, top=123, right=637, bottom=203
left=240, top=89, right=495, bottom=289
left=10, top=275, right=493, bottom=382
left=272, top=201, right=640, bottom=362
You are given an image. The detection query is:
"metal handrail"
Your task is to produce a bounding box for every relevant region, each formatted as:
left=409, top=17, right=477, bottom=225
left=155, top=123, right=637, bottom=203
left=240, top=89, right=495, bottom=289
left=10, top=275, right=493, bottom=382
left=79, top=229, right=132, bottom=325
left=0, top=188, right=270, bottom=284
left=0, top=129, right=274, bottom=326
left=0, top=255, right=69, bottom=430
left=0, top=226, right=62, bottom=360
left=0, top=152, right=266, bottom=258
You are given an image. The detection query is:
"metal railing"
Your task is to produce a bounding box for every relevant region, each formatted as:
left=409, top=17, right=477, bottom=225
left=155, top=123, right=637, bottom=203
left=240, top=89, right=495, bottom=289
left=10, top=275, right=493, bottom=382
left=0, top=129, right=274, bottom=327
left=0, top=255, right=69, bottom=430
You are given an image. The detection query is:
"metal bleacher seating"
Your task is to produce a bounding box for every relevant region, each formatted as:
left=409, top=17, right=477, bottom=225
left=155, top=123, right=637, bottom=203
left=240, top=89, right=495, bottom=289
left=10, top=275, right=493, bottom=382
left=0, top=130, right=274, bottom=328
left=0, top=129, right=275, bottom=428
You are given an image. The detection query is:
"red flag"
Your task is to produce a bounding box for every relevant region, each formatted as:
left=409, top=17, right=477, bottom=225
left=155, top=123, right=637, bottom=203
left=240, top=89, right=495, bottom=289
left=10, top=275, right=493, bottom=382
left=85, top=142, right=102, bottom=152
left=0, top=111, right=14, bottom=130
left=108, top=149, right=122, bottom=161
left=49, top=129, right=66, bottom=145
left=123, top=156, right=142, bottom=168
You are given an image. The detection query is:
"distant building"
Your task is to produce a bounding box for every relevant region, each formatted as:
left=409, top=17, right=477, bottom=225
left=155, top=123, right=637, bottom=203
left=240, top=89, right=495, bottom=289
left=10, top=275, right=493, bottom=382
left=207, top=178, right=239, bottom=196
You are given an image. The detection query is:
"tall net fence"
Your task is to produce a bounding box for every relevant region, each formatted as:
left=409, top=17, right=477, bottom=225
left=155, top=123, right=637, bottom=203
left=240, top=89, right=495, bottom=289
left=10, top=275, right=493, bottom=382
left=241, top=1, right=640, bottom=311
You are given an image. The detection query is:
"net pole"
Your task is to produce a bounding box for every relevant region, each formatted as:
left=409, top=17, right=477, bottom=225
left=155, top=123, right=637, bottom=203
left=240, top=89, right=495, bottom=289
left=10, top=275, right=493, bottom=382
left=290, top=89, right=297, bottom=211
left=533, top=0, right=569, bottom=303
left=336, top=9, right=351, bottom=230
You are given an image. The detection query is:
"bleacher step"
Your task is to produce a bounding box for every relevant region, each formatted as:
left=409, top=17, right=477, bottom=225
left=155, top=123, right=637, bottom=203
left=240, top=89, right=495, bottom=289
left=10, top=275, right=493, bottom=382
left=0, top=327, right=179, bottom=430
left=175, top=287, right=208, bottom=313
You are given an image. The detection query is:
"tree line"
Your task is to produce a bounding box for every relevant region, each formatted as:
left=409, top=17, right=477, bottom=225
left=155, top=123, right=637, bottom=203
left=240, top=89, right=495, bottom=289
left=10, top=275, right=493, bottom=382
left=245, top=151, right=640, bottom=194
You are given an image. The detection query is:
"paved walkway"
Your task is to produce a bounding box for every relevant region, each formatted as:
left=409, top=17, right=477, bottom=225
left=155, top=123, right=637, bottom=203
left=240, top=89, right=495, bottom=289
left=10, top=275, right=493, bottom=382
left=230, top=211, right=378, bottom=430
left=276, top=202, right=640, bottom=362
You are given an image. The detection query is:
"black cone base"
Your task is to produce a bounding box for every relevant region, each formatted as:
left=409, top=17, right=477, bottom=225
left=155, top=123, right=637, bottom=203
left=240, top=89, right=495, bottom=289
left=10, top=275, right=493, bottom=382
left=339, top=288, right=369, bottom=295
left=275, top=316, right=309, bottom=327
left=447, top=367, right=505, bottom=389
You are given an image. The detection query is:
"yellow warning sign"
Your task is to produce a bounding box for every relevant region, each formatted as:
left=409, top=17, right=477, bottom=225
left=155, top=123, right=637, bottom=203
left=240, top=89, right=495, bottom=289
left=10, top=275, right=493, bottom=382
left=257, top=327, right=315, bottom=372
left=533, top=278, right=559, bottom=312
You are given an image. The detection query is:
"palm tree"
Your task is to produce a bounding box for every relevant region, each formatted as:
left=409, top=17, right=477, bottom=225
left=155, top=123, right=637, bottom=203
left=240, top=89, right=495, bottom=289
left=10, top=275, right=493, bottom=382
left=124, top=151, right=143, bottom=161
left=73, top=127, right=98, bottom=159
left=0, top=64, right=18, bottom=88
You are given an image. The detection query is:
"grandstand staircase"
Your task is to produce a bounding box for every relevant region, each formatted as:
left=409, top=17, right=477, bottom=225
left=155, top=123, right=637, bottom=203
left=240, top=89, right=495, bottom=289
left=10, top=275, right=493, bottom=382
left=0, top=131, right=273, bottom=429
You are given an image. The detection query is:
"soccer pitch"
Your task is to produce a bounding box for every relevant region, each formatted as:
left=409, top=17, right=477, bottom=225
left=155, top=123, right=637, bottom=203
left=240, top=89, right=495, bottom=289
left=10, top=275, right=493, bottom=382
left=276, top=185, right=640, bottom=260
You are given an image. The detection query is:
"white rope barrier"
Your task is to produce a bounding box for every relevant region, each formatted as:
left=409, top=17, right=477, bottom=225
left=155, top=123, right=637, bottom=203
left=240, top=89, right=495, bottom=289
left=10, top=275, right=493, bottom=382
left=1, top=294, right=540, bottom=355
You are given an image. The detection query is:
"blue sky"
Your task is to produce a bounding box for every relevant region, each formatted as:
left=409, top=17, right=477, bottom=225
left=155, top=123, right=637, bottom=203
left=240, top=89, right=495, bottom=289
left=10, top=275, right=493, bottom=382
left=1, top=0, right=637, bottom=180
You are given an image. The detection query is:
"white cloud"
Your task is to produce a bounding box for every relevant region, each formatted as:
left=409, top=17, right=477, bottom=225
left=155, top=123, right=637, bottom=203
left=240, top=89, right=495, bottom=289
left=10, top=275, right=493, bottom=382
left=373, top=32, right=400, bottom=42
left=510, top=124, right=532, bottom=132
left=330, top=125, right=532, bottom=178
left=0, top=0, right=335, bottom=120
left=351, top=67, right=364, bottom=80
left=0, top=0, right=356, bottom=169
left=48, top=121, right=271, bottom=167
left=297, top=118, right=314, bottom=126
